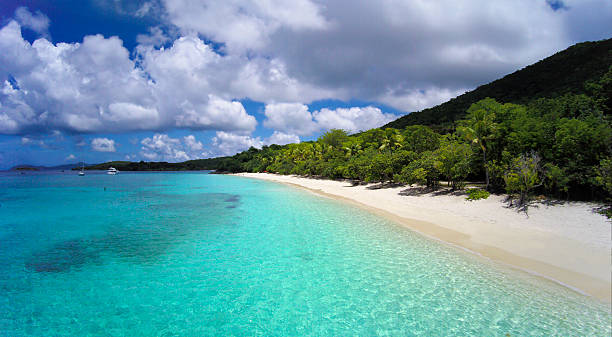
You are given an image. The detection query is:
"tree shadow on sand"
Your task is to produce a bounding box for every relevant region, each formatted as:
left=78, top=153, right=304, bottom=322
left=366, top=182, right=405, bottom=190
left=502, top=195, right=568, bottom=217
left=398, top=185, right=465, bottom=197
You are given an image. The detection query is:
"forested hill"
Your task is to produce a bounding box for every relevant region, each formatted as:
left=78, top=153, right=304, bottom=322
left=384, top=38, right=612, bottom=131
left=80, top=157, right=235, bottom=171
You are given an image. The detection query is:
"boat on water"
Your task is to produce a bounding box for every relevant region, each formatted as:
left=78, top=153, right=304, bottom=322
left=78, top=162, right=85, bottom=176
left=107, top=167, right=119, bottom=175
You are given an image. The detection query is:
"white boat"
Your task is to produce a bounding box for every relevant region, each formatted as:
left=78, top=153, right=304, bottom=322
left=78, top=162, right=85, bottom=176
left=107, top=167, right=118, bottom=175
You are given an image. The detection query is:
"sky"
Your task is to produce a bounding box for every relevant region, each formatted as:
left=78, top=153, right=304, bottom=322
left=0, top=0, right=611, bottom=169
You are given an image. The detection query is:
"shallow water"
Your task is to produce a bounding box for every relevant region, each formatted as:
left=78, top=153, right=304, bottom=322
left=0, top=171, right=610, bottom=336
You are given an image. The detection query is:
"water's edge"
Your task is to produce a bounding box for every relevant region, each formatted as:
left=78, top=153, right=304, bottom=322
left=232, top=174, right=612, bottom=305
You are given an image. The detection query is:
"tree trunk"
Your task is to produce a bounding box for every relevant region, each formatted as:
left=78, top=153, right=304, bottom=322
left=483, top=150, right=490, bottom=190
left=519, top=190, right=526, bottom=206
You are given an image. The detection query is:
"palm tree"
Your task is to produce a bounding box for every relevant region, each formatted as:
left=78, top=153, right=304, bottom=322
left=378, top=129, right=404, bottom=153
left=458, top=98, right=499, bottom=190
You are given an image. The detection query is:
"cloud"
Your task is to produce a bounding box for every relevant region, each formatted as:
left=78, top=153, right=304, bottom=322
left=135, top=1, right=163, bottom=17
left=2, top=0, right=611, bottom=143
left=91, top=137, right=116, bottom=152
left=14, top=7, right=50, bottom=37
left=266, top=1, right=577, bottom=112
left=211, top=131, right=263, bottom=156
left=140, top=131, right=298, bottom=160
left=138, top=34, right=328, bottom=119
left=94, top=0, right=159, bottom=17
left=65, top=154, right=76, bottom=161
left=265, top=131, right=300, bottom=145
left=162, top=0, right=327, bottom=53
left=313, top=106, right=397, bottom=133
left=0, top=24, right=156, bottom=134
left=139, top=0, right=610, bottom=114
left=263, top=103, right=396, bottom=135
left=141, top=0, right=603, bottom=113
left=263, top=103, right=317, bottom=136
left=174, top=95, right=257, bottom=132
left=105, top=102, right=160, bottom=128
left=210, top=130, right=301, bottom=156
left=21, top=136, right=47, bottom=148
left=0, top=22, right=269, bottom=135
left=183, top=134, right=203, bottom=151
left=140, top=133, right=207, bottom=161
left=377, top=87, right=468, bottom=113
left=136, top=26, right=173, bottom=47
left=557, top=0, right=612, bottom=42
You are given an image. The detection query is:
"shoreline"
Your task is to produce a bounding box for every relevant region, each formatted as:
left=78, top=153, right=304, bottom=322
left=234, top=173, right=612, bottom=303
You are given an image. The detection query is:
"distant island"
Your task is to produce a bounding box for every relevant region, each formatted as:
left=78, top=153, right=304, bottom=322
left=12, top=166, right=40, bottom=171
left=10, top=163, right=91, bottom=171
left=75, top=158, right=231, bottom=172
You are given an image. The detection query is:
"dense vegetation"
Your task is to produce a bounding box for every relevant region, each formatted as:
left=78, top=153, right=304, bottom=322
left=81, top=157, right=237, bottom=171
left=215, top=66, right=612, bottom=208
left=384, top=38, right=612, bottom=131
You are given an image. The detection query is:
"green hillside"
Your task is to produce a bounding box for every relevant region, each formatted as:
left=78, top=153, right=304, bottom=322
left=384, top=38, right=612, bottom=130
left=81, top=157, right=234, bottom=171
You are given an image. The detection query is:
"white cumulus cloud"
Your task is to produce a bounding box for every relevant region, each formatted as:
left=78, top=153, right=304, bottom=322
left=211, top=131, right=263, bottom=156
left=265, top=131, right=300, bottom=145
left=183, top=134, right=203, bottom=151
left=313, top=106, right=397, bottom=133
left=0, top=22, right=263, bottom=135
left=263, top=103, right=317, bottom=136
left=140, top=133, right=208, bottom=161
left=91, top=137, right=116, bottom=152
left=263, top=103, right=396, bottom=135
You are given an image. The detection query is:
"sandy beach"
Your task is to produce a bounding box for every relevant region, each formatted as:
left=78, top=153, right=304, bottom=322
left=234, top=173, right=612, bottom=302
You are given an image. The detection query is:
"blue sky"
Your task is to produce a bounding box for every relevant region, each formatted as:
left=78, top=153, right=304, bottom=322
left=0, top=0, right=611, bottom=169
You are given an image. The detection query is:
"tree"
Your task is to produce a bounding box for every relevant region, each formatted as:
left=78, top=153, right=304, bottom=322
left=435, top=139, right=473, bottom=190
left=366, top=153, right=393, bottom=182
left=594, top=158, right=612, bottom=218
left=318, top=129, right=349, bottom=149
left=553, top=117, right=612, bottom=198
left=378, top=128, right=404, bottom=153
left=543, top=163, right=570, bottom=199
left=594, top=158, right=612, bottom=196
left=504, top=152, right=543, bottom=207
left=397, top=151, right=441, bottom=189
left=458, top=98, right=500, bottom=190
left=402, top=125, right=440, bottom=153
left=586, top=65, right=612, bottom=115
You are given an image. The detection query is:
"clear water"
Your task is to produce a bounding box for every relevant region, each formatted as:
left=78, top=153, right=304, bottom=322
left=0, top=171, right=609, bottom=336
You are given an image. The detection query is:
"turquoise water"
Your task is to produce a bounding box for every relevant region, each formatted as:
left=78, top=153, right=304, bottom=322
left=0, top=172, right=609, bottom=336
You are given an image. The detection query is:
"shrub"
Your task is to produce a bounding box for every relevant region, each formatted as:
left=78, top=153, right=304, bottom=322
left=466, top=188, right=490, bottom=201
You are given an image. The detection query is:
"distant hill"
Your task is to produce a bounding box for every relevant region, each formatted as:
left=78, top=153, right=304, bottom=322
left=383, top=38, right=612, bottom=130
left=83, top=157, right=233, bottom=171
left=11, top=163, right=91, bottom=171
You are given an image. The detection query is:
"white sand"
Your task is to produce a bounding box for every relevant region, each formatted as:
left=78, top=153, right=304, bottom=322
left=234, top=173, right=612, bottom=302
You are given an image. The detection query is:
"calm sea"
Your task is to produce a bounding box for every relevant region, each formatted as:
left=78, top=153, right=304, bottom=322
left=0, top=171, right=609, bottom=336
